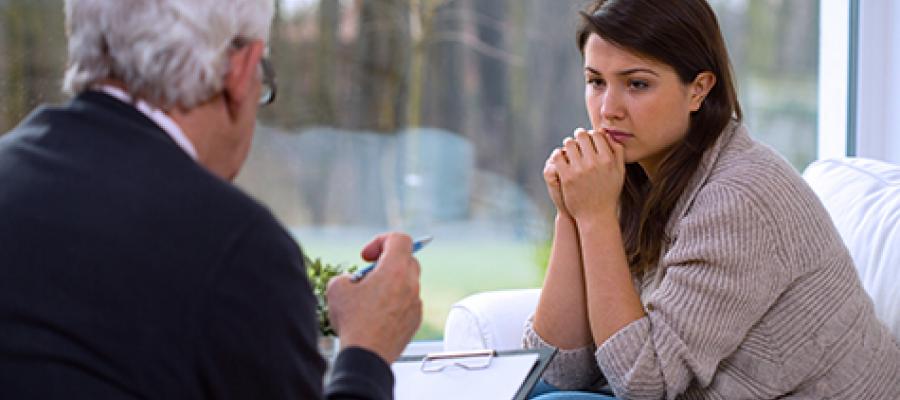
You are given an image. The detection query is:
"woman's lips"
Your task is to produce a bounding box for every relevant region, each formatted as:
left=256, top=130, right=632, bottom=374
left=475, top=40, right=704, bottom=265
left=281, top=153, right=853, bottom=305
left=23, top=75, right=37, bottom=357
left=605, top=129, right=634, bottom=144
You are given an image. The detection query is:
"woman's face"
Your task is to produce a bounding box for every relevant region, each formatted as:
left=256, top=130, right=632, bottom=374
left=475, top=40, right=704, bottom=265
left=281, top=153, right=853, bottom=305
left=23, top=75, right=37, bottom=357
left=583, top=33, right=713, bottom=177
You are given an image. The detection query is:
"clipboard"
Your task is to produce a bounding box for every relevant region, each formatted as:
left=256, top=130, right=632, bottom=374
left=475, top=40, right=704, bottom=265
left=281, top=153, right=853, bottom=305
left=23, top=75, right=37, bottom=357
left=394, top=347, right=556, bottom=400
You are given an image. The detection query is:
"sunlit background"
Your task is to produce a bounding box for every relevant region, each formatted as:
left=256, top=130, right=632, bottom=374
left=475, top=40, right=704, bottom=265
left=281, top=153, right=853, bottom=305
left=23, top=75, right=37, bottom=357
left=0, top=0, right=819, bottom=339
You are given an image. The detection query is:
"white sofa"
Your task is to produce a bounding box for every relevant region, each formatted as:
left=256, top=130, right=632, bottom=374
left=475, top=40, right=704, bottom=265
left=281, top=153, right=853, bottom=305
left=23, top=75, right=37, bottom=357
left=443, top=157, right=900, bottom=351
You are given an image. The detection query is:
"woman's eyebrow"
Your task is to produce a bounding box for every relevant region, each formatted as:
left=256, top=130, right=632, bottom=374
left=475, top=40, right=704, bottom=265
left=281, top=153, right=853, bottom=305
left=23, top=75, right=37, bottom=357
left=584, top=66, right=660, bottom=77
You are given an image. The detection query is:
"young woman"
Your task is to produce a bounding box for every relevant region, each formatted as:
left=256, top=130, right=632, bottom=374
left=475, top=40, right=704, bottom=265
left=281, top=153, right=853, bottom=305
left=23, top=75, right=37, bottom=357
left=524, top=1, right=900, bottom=399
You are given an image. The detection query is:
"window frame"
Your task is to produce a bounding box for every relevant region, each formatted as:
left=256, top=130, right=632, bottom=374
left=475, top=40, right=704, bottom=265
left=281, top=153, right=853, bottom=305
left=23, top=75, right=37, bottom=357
left=817, top=0, right=854, bottom=160
left=853, top=0, right=900, bottom=163
left=821, top=0, right=900, bottom=164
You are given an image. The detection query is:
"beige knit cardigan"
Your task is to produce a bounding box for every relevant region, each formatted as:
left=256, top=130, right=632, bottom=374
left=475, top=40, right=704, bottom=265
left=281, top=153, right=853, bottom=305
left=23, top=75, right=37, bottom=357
left=523, top=122, right=900, bottom=399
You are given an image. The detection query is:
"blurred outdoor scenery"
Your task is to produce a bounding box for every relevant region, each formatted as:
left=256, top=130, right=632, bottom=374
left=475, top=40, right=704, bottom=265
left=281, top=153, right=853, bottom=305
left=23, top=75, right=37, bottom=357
left=1, top=0, right=819, bottom=339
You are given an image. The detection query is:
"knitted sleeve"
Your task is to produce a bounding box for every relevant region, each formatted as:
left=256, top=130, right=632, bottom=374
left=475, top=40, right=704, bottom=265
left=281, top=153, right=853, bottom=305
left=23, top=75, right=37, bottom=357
left=522, top=314, right=605, bottom=390
left=595, top=182, right=791, bottom=400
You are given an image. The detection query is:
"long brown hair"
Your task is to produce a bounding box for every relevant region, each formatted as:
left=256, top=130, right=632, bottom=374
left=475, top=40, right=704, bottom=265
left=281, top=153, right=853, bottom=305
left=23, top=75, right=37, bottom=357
left=576, top=0, right=742, bottom=275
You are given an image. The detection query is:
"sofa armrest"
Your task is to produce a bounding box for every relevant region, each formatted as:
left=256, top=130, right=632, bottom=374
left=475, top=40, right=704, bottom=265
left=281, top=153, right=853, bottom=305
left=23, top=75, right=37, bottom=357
left=443, top=288, right=541, bottom=351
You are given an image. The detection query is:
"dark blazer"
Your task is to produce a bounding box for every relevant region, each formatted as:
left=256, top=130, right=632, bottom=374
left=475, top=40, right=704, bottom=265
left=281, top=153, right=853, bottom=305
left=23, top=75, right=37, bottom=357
left=0, top=91, right=393, bottom=399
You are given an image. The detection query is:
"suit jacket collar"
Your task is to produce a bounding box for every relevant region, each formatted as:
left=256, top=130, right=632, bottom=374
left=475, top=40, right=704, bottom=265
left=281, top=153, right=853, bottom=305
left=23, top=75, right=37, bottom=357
left=70, top=90, right=197, bottom=162
left=74, top=90, right=162, bottom=131
left=94, top=86, right=197, bottom=160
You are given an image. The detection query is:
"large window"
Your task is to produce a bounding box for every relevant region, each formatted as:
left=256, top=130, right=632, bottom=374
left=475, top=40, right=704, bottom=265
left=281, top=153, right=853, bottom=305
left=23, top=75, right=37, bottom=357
left=712, top=0, right=819, bottom=168
left=0, top=0, right=822, bottom=339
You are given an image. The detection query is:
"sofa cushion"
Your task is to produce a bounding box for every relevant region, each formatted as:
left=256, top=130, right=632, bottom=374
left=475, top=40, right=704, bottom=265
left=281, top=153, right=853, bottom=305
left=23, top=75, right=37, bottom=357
left=802, top=157, right=900, bottom=340
left=443, top=289, right=541, bottom=351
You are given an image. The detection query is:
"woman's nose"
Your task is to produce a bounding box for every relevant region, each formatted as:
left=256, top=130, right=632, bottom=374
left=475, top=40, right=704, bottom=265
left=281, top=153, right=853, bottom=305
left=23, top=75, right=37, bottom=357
left=600, top=87, right=625, bottom=121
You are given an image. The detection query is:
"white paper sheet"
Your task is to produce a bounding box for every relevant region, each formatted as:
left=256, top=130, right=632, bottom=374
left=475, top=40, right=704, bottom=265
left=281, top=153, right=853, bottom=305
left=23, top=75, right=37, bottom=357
left=392, top=352, right=539, bottom=400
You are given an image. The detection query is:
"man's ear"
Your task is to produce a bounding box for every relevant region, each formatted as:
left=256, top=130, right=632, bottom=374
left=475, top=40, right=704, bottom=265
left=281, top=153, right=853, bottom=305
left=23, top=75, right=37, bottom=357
left=223, top=40, right=264, bottom=112
left=689, top=71, right=716, bottom=112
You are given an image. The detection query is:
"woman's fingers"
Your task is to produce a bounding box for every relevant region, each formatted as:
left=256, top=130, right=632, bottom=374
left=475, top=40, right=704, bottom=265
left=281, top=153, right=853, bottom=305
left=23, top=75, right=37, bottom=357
left=574, top=129, right=597, bottom=157
left=610, top=135, right=625, bottom=167
left=545, top=149, right=564, bottom=179
left=562, top=137, right=580, bottom=167
left=561, top=128, right=590, bottom=168
left=549, top=128, right=626, bottom=219
left=556, top=146, right=570, bottom=164
left=555, top=126, right=626, bottom=176
left=597, top=130, right=625, bottom=168
left=549, top=147, right=568, bottom=164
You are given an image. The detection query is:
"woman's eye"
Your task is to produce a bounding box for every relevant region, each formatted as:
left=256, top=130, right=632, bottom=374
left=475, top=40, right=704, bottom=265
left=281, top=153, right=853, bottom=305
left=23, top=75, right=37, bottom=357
left=629, top=80, right=650, bottom=90
left=587, top=78, right=605, bottom=88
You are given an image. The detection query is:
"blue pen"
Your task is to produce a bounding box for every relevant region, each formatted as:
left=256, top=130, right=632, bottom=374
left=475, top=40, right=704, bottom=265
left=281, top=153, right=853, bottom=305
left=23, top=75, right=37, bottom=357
left=351, top=235, right=433, bottom=282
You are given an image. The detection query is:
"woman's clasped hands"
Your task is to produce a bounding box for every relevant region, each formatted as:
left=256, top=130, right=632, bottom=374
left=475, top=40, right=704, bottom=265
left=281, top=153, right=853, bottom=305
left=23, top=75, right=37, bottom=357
left=543, top=128, right=626, bottom=221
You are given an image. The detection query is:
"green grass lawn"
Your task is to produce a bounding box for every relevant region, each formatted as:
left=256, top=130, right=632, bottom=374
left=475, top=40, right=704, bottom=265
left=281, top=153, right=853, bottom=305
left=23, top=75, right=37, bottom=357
left=297, top=235, right=546, bottom=340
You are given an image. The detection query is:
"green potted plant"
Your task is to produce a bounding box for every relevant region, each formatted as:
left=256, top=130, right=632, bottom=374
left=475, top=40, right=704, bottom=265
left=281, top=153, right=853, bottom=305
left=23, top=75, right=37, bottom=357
left=305, top=255, right=358, bottom=360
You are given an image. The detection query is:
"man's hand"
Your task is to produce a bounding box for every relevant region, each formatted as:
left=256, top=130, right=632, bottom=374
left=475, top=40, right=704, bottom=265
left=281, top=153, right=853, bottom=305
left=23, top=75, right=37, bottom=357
left=325, top=233, right=423, bottom=364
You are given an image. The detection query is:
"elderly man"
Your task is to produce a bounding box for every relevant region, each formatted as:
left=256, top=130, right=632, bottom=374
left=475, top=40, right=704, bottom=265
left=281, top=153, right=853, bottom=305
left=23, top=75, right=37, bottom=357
left=0, top=0, right=421, bottom=399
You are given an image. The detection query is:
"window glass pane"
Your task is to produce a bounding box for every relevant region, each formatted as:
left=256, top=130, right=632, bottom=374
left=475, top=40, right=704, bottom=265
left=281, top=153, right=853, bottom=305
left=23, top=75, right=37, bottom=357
left=244, top=0, right=590, bottom=339
left=0, top=0, right=820, bottom=340
left=710, top=0, right=820, bottom=169
left=0, top=2, right=67, bottom=132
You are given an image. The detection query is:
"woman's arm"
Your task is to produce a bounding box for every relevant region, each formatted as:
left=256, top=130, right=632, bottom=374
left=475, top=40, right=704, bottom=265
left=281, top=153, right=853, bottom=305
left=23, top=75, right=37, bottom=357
left=551, top=130, right=645, bottom=346
left=523, top=136, right=607, bottom=391
left=532, top=213, right=593, bottom=349
left=576, top=211, right=645, bottom=346
left=593, top=184, right=790, bottom=400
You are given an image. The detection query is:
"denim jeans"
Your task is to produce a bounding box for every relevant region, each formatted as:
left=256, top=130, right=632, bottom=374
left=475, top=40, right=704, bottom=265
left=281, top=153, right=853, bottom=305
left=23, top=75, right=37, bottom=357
left=528, top=380, right=619, bottom=400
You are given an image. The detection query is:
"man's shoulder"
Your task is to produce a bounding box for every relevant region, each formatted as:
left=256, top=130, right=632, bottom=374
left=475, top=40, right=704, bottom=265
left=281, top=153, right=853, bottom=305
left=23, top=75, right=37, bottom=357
left=1, top=92, right=175, bottom=159
left=0, top=93, right=290, bottom=257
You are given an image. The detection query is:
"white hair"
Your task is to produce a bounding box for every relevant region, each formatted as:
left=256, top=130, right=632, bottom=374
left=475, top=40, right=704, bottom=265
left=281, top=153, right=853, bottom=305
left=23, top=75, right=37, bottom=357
left=63, top=0, right=274, bottom=109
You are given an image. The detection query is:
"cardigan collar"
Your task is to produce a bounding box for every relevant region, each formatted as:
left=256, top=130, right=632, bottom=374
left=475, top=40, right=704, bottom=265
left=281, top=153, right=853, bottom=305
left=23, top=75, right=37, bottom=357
left=664, top=119, right=744, bottom=239
left=638, top=119, right=744, bottom=300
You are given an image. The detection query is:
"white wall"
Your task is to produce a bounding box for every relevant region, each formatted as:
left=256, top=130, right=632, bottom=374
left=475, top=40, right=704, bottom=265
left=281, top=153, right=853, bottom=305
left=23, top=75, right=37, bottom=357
left=856, top=1, right=900, bottom=163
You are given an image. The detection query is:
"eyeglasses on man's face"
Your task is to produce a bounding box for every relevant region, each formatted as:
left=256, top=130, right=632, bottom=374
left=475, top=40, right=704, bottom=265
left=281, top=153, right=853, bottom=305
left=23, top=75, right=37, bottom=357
left=258, top=56, right=276, bottom=106
left=231, top=37, right=277, bottom=106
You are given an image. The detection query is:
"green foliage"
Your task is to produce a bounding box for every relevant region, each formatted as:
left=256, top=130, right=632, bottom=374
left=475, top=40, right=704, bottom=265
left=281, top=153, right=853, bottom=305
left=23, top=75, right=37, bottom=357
left=305, top=255, right=358, bottom=337
left=306, top=238, right=546, bottom=340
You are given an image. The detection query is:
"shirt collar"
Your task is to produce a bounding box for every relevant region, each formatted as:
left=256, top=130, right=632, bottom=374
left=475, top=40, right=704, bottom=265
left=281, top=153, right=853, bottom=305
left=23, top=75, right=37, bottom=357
left=95, top=85, right=198, bottom=161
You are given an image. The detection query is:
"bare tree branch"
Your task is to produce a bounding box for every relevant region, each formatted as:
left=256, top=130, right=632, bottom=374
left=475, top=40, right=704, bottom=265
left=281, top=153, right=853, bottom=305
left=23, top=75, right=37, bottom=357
left=427, top=31, right=523, bottom=66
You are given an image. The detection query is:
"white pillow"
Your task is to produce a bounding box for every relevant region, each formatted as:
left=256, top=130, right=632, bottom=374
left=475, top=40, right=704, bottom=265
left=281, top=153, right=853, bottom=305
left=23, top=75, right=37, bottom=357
left=443, top=289, right=541, bottom=351
left=802, top=158, right=900, bottom=340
